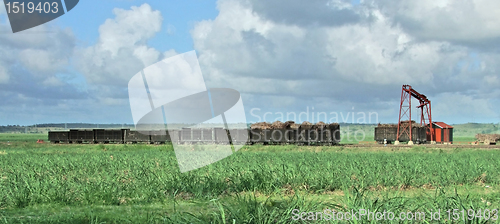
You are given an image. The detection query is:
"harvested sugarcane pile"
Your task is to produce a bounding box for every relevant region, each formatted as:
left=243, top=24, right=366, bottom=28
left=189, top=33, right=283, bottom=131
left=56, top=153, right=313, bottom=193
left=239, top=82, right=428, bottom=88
left=401, top=120, right=423, bottom=127
left=300, top=121, right=313, bottom=130
left=378, top=123, right=398, bottom=128
left=284, top=121, right=298, bottom=129
left=250, top=122, right=272, bottom=130
left=271, top=121, right=287, bottom=129
left=378, top=121, right=423, bottom=128
left=314, top=121, right=326, bottom=129
left=287, top=121, right=300, bottom=129
left=475, top=134, right=500, bottom=143
left=251, top=121, right=337, bottom=130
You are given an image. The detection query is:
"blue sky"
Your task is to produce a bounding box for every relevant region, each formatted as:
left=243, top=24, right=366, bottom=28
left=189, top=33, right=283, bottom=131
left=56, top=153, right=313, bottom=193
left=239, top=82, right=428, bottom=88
left=1, top=0, right=500, bottom=126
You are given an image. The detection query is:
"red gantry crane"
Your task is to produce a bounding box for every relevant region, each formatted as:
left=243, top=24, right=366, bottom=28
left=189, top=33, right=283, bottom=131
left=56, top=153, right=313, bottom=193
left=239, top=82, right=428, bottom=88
left=396, top=85, right=434, bottom=143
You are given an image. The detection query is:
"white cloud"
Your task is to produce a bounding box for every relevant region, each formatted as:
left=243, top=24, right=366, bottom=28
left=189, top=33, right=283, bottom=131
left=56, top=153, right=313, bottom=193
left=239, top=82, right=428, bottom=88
left=371, top=0, right=500, bottom=43
left=0, top=65, right=8, bottom=84
left=193, top=0, right=466, bottom=92
left=18, top=48, right=70, bottom=74
left=99, top=4, right=162, bottom=56
left=249, top=0, right=363, bottom=27
left=162, top=49, right=179, bottom=59
left=98, top=97, right=128, bottom=106
left=327, top=0, right=353, bottom=10
left=133, top=45, right=161, bottom=68
left=483, top=75, right=499, bottom=86
left=0, top=24, right=75, bottom=84
left=76, top=4, right=165, bottom=86
left=323, top=11, right=471, bottom=86
left=41, top=76, right=64, bottom=87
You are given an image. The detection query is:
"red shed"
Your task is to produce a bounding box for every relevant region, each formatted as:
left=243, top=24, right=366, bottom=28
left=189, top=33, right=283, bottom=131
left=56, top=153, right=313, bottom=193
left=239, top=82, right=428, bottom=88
left=430, top=122, right=453, bottom=143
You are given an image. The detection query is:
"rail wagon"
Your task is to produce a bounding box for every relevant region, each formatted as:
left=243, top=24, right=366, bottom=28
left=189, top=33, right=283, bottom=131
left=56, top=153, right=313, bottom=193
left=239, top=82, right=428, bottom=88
left=191, top=128, right=202, bottom=142
left=331, top=125, right=341, bottom=144
left=181, top=128, right=192, bottom=143
left=181, top=128, right=214, bottom=144
left=48, top=131, right=69, bottom=143
left=150, top=130, right=169, bottom=144
left=271, top=129, right=289, bottom=144
left=95, top=129, right=125, bottom=143
left=307, top=129, right=319, bottom=144
left=124, top=130, right=150, bottom=143
left=229, top=129, right=249, bottom=144
left=202, top=129, right=214, bottom=143
left=307, top=128, right=332, bottom=145
left=289, top=128, right=308, bottom=144
left=69, top=129, right=94, bottom=143
left=328, top=124, right=341, bottom=144
left=168, top=129, right=180, bottom=144
left=301, top=124, right=315, bottom=145
left=214, top=128, right=230, bottom=144
left=249, top=129, right=262, bottom=143
left=262, top=129, right=272, bottom=144
left=320, top=128, right=334, bottom=145
left=374, top=126, right=427, bottom=144
left=249, top=129, right=272, bottom=144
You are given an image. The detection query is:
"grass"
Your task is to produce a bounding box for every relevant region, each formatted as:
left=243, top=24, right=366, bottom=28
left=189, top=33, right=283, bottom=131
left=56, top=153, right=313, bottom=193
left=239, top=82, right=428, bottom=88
left=0, top=133, right=47, bottom=142
left=1, top=187, right=498, bottom=223
left=454, top=136, right=478, bottom=144
left=0, top=134, right=499, bottom=223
